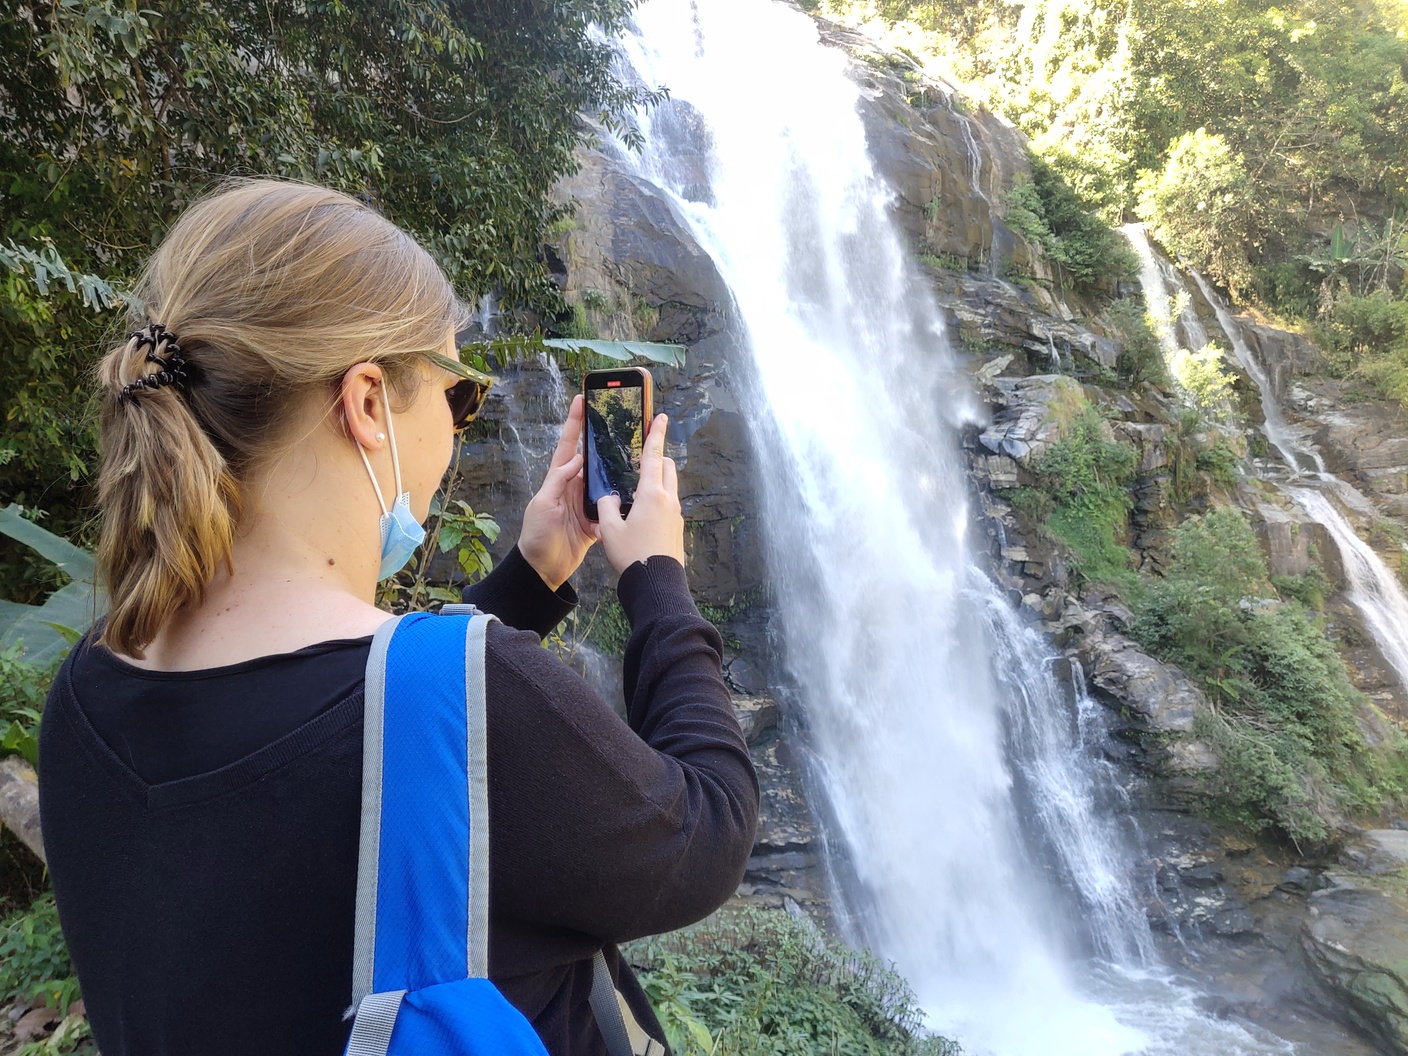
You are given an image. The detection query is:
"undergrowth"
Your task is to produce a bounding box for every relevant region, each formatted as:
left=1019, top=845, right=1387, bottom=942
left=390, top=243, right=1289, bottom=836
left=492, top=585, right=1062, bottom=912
left=625, top=907, right=961, bottom=1056
left=1132, top=506, right=1408, bottom=843
left=1015, top=403, right=1140, bottom=592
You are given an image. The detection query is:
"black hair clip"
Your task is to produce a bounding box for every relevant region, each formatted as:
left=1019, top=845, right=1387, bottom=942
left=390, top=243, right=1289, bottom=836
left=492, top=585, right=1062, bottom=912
left=119, top=323, right=191, bottom=401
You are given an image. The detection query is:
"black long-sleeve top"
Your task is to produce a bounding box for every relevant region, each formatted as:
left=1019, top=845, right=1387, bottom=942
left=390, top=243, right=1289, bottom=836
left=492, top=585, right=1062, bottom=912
left=37, top=549, right=758, bottom=1055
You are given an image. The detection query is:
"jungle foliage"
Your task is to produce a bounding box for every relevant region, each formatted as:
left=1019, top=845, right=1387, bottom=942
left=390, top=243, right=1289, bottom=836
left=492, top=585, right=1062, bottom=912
left=0, top=0, right=655, bottom=541
left=1004, top=397, right=1140, bottom=591
left=1132, top=507, right=1408, bottom=843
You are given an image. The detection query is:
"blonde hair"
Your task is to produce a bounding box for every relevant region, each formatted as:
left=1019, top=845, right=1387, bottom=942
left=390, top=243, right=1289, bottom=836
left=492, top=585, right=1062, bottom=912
left=96, top=178, right=469, bottom=658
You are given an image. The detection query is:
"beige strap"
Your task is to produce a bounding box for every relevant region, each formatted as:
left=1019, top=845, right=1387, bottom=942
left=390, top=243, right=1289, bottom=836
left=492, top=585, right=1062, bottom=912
left=615, top=989, right=667, bottom=1056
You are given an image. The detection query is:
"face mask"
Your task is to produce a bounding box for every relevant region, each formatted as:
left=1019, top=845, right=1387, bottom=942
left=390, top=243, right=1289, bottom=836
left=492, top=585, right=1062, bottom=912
left=357, top=386, right=426, bottom=580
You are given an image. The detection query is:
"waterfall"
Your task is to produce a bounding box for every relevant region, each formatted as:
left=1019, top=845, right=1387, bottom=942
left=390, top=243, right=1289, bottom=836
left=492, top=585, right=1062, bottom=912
left=1122, top=230, right=1408, bottom=697
left=1187, top=271, right=1324, bottom=475
left=611, top=2, right=1302, bottom=1051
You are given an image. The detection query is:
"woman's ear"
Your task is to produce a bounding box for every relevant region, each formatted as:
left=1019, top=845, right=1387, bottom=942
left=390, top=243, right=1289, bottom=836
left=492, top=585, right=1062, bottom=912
left=340, top=362, right=387, bottom=448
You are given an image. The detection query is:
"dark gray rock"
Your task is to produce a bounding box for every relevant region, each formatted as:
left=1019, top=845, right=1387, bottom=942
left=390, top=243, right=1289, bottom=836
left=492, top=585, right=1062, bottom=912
left=1302, top=885, right=1408, bottom=1053
left=1077, top=629, right=1206, bottom=735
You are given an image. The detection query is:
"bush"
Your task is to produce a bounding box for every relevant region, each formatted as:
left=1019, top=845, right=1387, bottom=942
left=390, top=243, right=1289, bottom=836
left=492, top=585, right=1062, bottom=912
left=0, top=894, right=80, bottom=1015
left=1002, top=154, right=1139, bottom=291
left=0, top=644, right=54, bottom=767
left=1168, top=343, right=1237, bottom=418
left=1133, top=507, right=1398, bottom=842
left=1314, top=291, right=1408, bottom=410
left=1025, top=405, right=1139, bottom=590
left=625, top=907, right=961, bottom=1056
left=1105, top=297, right=1167, bottom=387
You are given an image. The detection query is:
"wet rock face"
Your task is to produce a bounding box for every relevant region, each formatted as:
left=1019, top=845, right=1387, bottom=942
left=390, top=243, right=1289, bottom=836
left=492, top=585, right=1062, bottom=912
left=1291, top=378, right=1408, bottom=523
left=1303, top=884, right=1408, bottom=1054
left=809, top=18, right=1036, bottom=278
left=551, top=142, right=731, bottom=347
left=1241, top=323, right=1324, bottom=400
left=731, top=694, right=830, bottom=921
left=1076, top=629, right=1203, bottom=735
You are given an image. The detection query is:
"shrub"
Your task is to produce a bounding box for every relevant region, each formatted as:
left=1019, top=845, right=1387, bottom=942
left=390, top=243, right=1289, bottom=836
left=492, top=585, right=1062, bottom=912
left=1105, top=297, right=1167, bottom=387
left=1133, top=507, right=1397, bottom=842
left=1025, top=405, right=1139, bottom=590
left=1002, top=154, right=1138, bottom=291
left=0, top=894, right=80, bottom=1015
left=1168, top=343, right=1237, bottom=418
left=1314, top=292, right=1408, bottom=410
left=625, top=907, right=961, bottom=1056
left=0, top=644, right=55, bottom=767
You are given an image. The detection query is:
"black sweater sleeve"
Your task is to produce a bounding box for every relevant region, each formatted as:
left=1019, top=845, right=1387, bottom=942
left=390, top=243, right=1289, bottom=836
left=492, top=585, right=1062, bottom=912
left=462, top=545, right=576, bottom=638
left=485, top=556, right=759, bottom=952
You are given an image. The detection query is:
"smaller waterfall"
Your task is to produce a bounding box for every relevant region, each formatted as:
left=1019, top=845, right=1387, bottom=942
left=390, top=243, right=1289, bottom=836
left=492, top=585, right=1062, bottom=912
left=1292, top=487, right=1408, bottom=690
left=1188, top=272, right=1325, bottom=476
left=1124, top=230, right=1408, bottom=697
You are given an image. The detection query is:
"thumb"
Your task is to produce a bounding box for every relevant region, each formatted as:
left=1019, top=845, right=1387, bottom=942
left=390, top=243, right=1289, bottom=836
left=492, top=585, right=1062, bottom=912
left=546, top=452, right=583, bottom=495
left=597, top=493, right=624, bottom=527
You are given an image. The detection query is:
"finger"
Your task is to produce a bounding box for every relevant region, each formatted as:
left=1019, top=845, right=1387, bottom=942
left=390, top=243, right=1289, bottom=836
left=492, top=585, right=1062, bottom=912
left=549, top=394, right=585, bottom=470
left=639, top=413, right=668, bottom=487
left=596, top=492, right=624, bottom=527
left=662, top=455, right=678, bottom=497
left=549, top=452, right=584, bottom=491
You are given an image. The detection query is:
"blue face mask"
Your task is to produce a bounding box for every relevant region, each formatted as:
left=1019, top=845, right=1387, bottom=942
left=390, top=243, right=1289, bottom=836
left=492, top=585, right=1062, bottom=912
left=357, top=388, right=426, bottom=581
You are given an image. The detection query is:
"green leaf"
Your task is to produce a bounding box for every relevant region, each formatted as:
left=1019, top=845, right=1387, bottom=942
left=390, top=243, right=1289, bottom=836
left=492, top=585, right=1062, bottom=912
left=0, top=504, right=96, bottom=581
left=542, top=338, right=687, bottom=368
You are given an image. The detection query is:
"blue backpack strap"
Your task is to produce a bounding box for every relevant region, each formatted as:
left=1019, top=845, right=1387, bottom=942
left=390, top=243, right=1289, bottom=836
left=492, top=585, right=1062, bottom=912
left=351, top=609, right=498, bottom=1007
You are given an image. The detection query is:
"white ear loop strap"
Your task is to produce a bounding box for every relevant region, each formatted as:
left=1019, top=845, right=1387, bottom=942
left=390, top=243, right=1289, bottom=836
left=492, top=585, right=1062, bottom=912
left=357, top=384, right=403, bottom=516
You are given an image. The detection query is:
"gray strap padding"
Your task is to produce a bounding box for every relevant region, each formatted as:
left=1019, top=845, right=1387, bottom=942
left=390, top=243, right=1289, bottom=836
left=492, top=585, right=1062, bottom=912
left=591, top=951, right=635, bottom=1056
left=464, top=613, right=492, bottom=978
left=345, top=989, right=407, bottom=1056
left=351, top=616, right=404, bottom=1007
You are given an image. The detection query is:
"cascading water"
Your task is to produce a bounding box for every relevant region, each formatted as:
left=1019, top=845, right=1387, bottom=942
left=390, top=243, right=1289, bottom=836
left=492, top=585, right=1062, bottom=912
left=1122, top=227, right=1408, bottom=697
left=1187, top=271, right=1325, bottom=476
left=612, top=2, right=1302, bottom=1051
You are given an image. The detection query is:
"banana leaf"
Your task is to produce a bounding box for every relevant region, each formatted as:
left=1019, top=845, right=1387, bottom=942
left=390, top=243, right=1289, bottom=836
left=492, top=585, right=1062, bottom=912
left=460, top=333, right=687, bottom=370
left=0, top=505, right=104, bottom=665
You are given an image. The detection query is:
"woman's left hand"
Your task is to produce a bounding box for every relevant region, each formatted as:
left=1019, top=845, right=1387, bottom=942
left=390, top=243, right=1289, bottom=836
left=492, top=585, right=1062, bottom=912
left=518, top=394, right=596, bottom=591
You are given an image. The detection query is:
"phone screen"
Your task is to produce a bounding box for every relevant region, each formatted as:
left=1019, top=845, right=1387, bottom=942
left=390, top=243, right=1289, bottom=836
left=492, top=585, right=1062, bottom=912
left=585, top=378, right=645, bottom=512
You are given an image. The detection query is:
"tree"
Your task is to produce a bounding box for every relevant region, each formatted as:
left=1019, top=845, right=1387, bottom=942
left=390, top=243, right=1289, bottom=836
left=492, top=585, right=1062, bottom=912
left=1135, top=129, right=1256, bottom=295
left=0, top=0, right=651, bottom=537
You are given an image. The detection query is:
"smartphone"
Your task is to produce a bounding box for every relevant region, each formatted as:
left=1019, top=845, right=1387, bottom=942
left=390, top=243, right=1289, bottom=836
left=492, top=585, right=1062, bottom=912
left=583, top=367, right=653, bottom=521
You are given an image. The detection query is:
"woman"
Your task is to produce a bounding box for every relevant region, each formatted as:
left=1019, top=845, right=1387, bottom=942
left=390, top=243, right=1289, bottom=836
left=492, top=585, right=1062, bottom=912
left=37, top=179, right=759, bottom=1055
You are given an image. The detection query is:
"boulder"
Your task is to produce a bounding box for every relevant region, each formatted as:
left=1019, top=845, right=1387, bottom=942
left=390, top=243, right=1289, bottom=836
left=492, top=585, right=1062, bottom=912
left=1303, top=885, right=1408, bottom=1053
left=1077, top=630, right=1206, bottom=734
left=1339, top=831, right=1408, bottom=875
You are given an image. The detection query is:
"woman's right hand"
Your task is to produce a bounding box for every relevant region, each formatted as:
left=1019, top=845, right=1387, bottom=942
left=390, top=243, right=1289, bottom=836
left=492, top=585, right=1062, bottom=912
left=596, top=413, right=686, bottom=574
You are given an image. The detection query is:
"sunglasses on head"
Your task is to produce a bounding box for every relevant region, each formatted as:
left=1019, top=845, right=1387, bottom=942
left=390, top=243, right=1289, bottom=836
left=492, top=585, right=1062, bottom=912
left=427, top=337, right=495, bottom=429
